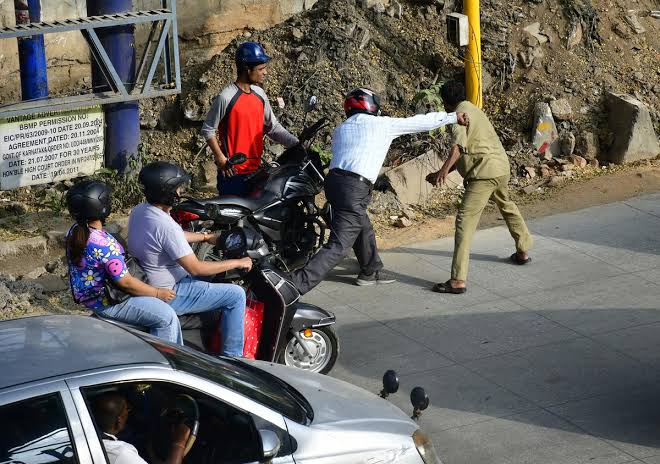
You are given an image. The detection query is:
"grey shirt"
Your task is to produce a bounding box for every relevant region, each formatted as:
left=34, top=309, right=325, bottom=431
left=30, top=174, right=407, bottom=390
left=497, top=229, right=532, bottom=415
left=127, top=203, right=193, bottom=288
left=200, top=83, right=299, bottom=147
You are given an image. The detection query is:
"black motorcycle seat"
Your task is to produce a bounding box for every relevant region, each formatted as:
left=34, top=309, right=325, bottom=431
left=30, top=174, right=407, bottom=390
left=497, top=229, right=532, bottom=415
left=193, top=190, right=279, bottom=212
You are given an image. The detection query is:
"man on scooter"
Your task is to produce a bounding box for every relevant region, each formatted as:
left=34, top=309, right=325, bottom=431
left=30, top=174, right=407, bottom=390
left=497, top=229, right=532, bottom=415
left=127, top=161, right=252, bottom=356
left=201, top=42, right=299, bottom=197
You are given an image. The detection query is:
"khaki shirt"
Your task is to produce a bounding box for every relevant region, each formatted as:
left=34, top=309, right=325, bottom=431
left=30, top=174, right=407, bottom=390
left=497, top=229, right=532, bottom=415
left=450, top=101, right=510, bottom=180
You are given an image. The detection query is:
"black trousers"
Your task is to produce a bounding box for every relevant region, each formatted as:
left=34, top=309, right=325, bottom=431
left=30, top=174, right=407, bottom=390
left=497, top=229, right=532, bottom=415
left=292, top=171, right=383, bottom=294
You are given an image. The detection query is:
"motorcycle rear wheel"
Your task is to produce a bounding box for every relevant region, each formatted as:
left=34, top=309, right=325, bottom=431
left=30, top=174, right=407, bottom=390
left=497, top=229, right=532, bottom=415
left=278, top=325, right=339, bottom=375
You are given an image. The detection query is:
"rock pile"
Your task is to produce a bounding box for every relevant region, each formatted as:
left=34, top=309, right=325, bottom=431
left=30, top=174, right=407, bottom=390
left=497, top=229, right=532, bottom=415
left=0, top=257, right=76, bottom=321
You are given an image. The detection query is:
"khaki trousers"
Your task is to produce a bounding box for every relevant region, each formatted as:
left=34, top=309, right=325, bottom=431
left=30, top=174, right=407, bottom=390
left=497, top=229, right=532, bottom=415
left=451, top=175, right=533, bottom=281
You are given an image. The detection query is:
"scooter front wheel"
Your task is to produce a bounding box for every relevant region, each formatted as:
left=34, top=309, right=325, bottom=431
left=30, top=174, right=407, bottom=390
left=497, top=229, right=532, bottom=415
left=278, top=326, right=339, bottom=375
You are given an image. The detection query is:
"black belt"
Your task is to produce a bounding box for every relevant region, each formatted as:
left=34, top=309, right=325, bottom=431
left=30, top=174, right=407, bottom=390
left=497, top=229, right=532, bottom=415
left=329, top=169, right=373, bottom=188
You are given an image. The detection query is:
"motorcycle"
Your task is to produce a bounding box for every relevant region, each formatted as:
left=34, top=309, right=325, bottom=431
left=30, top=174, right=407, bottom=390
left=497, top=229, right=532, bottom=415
left=95, top=237, right=339, bottom=374
left=171, top=96, right=330, bottom=272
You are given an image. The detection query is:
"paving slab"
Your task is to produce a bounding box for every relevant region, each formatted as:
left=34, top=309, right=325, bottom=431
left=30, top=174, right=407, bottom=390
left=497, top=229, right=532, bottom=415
left=548, top=386, right=660, bottom=459
left=642, top=456, right=660, bottom=463
left=510, top=274, right=660, bottom=335
left=381, top=298, right=580, bottom=363
left=432, top=409, right=634, bottom=464
left=634, top=268, right=660, bottom=286
left=592, top=322, right=660, bottom=369
left=529, top=202, right=660, bottom=273
left=465, top=337, right=656, bottom=407
left=334, top=320, right=455, bottom=378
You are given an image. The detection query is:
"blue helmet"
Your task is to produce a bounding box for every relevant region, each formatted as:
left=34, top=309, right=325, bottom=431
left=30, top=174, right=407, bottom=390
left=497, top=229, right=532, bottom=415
left=235, top=42, right=271, bottom=67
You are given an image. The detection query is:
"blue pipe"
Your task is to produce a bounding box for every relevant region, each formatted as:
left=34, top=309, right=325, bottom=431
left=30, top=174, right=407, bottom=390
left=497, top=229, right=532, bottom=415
left=15, top=0, right=49, bottom=100
left=87, top=0, right=139, bottom=172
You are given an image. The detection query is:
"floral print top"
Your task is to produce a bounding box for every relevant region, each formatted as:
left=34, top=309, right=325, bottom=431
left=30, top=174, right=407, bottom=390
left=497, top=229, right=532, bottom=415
left=68, top=227, right=128, bottom=310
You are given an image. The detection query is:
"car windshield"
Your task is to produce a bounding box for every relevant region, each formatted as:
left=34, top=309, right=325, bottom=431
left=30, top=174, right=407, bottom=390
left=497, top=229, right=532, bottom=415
left=140, top=334, right=313, bottom=424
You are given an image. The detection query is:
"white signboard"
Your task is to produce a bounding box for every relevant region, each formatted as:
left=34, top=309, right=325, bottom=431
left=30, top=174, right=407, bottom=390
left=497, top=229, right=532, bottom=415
left=0, top=106, right=104, bottom=190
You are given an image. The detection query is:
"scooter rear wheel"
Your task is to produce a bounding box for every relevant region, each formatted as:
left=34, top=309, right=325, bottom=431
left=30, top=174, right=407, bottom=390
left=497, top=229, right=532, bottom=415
left=278, top=326, right=339, bottom=375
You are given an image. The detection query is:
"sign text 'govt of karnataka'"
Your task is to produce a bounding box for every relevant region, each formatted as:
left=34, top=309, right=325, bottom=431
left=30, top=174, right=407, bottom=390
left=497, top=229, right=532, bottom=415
left=0, top=106, right=104, bottom=190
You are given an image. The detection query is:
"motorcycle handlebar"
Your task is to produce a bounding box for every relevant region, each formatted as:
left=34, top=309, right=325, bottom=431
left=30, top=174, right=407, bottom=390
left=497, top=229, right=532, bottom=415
left=299, top=117, right=329, bottom=145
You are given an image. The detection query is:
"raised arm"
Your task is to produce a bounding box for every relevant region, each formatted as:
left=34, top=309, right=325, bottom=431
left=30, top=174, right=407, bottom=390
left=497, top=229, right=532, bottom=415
left=386, top=112, right=458, bottom=138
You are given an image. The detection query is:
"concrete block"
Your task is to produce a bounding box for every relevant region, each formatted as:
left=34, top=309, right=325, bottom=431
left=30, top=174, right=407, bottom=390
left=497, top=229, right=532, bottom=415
left=532, top=103, right=560, bottom=157
left=0, top=237, right=48, bottom=260
left=604, top=92, right=660, bottom=164
left=384, top=150, right=463, bottom=205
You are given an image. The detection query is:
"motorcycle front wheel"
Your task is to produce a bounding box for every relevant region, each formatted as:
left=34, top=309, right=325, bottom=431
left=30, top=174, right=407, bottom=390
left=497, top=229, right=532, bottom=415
left=278, top=326, right=339, bottom=375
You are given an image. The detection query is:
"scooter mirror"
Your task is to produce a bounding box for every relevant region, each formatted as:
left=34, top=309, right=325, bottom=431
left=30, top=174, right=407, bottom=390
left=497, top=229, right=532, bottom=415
left=304, top=95, right=318, bottom=113
left=381, top=370, right=399, bottom=398
left=229, top=153, right=248, bottom=166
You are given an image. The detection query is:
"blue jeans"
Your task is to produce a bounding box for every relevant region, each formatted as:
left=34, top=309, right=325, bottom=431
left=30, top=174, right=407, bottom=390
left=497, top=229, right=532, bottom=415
left=170, top=276, right=246, bottom=356
left=100, top=296, right=181, bottom=343
left=101, top=277, right=246, bottom=356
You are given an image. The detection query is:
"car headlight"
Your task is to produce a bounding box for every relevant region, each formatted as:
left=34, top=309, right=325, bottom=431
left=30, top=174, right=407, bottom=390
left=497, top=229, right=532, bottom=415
left=413, top=429, right=443, bottom=464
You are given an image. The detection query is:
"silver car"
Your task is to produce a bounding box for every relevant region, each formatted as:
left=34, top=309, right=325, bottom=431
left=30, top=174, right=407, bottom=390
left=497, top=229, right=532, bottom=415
left=0, top=316, right=442, bottom=464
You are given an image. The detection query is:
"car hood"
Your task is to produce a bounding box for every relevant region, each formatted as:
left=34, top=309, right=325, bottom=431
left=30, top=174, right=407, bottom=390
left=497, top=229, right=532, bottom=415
left=250, top=361, right=416, bottom=433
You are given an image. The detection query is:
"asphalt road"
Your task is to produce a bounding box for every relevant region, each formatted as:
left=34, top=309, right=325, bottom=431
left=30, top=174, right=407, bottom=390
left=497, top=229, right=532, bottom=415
left=306, top=193, right=660, bottom=464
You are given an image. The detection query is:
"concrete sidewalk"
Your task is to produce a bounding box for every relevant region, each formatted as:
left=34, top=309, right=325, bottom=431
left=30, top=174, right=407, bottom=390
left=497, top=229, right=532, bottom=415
left=306, top=193, right=660, bottom=464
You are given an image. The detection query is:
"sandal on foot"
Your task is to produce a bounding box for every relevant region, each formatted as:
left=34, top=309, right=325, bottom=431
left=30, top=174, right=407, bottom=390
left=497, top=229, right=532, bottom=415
left=432, top=280, right=467, bottom=294
left=510, top=253, right=532, bottom=265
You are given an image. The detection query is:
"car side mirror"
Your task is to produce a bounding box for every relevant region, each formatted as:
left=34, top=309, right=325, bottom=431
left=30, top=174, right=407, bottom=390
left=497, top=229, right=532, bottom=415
left=259, top=429, right=281, bottom=463
left=304, top=95, right=318, bottom=113
left=410, top=386, right=430, bottom=421
left=380, top=369, right=399, bottom=399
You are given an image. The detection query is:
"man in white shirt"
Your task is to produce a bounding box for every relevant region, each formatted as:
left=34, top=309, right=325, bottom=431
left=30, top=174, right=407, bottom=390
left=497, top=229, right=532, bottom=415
left=93, top=392, right=190, bottom=464
left=291, top=88, right=469, bottom=294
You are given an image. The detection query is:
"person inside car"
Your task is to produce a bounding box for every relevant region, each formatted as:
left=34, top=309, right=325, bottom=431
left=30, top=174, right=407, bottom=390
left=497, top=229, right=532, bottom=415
left=66, top=180, right=183, bottom=342
left=92, top=392, right=190, bottom=464
left=127, top=161, right=252, bottom=357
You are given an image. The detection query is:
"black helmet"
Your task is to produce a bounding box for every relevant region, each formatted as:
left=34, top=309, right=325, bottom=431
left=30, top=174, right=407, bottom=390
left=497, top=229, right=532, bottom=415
left=66, top=180, right=112, bottom=223
left=344, top=88, right=381, bottom=117
left=138, top=161, right=191, bottom=206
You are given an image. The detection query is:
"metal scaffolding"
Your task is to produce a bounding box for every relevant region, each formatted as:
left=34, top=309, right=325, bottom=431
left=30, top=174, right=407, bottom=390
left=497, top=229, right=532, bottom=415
left=0, top=2, right=181, bottom=119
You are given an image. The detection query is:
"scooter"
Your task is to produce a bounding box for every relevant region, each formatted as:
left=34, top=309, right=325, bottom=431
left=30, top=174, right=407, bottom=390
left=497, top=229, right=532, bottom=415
left=94, top=221, right=339, bottom=375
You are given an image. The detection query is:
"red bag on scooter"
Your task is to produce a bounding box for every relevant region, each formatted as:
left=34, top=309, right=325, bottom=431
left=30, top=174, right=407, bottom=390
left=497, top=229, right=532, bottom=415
left=243, top=297, right=265, bottom=359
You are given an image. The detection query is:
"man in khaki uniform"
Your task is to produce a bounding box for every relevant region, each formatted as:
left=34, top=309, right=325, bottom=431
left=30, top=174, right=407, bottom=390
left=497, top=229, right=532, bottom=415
left=427, top=81, right=533, bottom=294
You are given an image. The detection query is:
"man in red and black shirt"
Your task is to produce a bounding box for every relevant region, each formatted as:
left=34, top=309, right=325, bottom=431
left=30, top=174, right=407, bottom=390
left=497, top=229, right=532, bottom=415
left=201, top=42, right=299, bottom=196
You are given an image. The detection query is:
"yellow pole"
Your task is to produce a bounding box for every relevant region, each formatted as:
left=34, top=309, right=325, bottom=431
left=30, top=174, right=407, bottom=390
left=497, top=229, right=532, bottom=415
left=464, top=0, right=482, bottom=108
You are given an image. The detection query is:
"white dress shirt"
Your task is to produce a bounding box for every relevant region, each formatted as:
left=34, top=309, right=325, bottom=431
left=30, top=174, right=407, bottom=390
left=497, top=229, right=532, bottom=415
left=103, top=433, right=148, bottom=464
left=329, top=112, right=458, bottom=183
